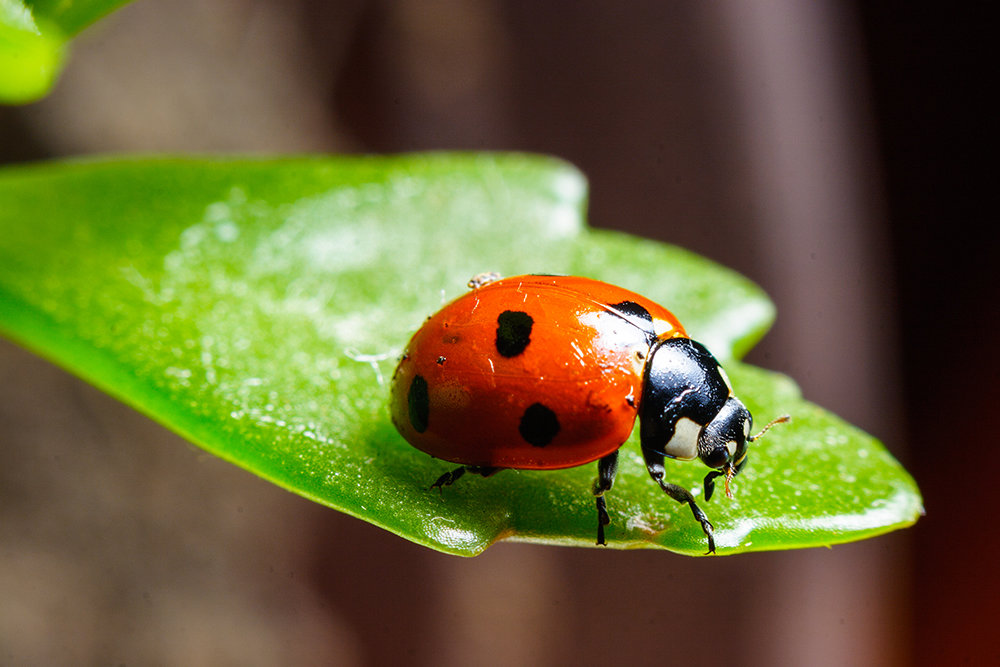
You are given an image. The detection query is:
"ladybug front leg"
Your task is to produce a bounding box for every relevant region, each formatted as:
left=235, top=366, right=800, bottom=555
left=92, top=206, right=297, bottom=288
left=642, top=451, right=716, bottom=554
left=592, top=452, right=619, bottom=545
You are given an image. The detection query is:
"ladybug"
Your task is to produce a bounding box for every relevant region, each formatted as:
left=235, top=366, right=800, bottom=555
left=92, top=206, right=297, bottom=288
left=390, top=274, right=787, bottom=553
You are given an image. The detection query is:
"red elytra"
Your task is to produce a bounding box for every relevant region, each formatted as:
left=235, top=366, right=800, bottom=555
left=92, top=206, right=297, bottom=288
left=390, top=274, right=686, bottom=469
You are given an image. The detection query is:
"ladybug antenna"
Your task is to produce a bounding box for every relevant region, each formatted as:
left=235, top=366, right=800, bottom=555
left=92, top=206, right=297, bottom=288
left=724, top=464, right=736, bottom=500
left=749, top=414, right=791, bottom=442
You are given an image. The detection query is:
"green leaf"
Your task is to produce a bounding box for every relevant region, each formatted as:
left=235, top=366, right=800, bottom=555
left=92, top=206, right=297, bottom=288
left=22, top=0, right=134, bottom=37
left=1, top=0, right=133, bottom=103
left=0, top=154, right=922, bottom=556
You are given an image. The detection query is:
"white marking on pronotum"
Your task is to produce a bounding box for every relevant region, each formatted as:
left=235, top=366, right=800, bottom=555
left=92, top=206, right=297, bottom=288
left=663, top=416, right=701, bottom=460
left=717, top=364, right=734, bottom=393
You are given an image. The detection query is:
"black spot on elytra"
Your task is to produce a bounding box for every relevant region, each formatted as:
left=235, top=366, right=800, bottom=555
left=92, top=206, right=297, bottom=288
left=436, top=356, right=446, bottom=365
left=519, top=403, right=560, bottom=447
left=609, top=300, right=656, bottom=340
left=610, top=301, right=653, bottom=323
left=408, top=375, right=430, bottom=433
left=495, top=310, right=533, bottom=357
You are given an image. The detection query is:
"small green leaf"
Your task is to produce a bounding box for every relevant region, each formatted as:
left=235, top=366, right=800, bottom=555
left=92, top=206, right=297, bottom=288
left=0, top=154, right=922, bottom=556
left=0, top=9, right=64, bottom=103
left=1, top=0, right=134, bottom=103
left=23, top=0, right=134, bottom=37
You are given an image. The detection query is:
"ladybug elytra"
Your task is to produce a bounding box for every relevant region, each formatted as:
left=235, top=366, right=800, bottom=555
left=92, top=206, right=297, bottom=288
left=390, top=274, right=787, bottom=553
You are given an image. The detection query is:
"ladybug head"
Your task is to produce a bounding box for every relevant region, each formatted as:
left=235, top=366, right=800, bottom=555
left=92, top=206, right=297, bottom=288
left=699, top=397, right=752, bottom=501
left=701, top=404, right=790, bottom=501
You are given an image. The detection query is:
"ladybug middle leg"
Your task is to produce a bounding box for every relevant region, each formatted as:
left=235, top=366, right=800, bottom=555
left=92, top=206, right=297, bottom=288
left=430, top=465, right=499, bottom=491
left=643, top=450, right=717, bottom=554
left=592, top=452, right=620, bottom=545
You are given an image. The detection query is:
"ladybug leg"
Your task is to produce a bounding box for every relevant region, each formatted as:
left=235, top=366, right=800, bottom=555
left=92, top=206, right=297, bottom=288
left=592, top=452, right=619, bottom=546
left=430, top=465, right=499, bottom=491
left=703, top=469, right=725, bottom=502
left=643, top=451, right=717, bottom=554
left=430, top=466, right=466, bottom=490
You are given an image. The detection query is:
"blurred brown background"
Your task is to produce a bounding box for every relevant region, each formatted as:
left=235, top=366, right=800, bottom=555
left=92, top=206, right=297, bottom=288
left=0, top=1, right=992, bottom=664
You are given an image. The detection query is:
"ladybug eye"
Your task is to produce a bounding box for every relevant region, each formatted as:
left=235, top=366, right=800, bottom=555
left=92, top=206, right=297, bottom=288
left=701, top=446, right=729, bottom=469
